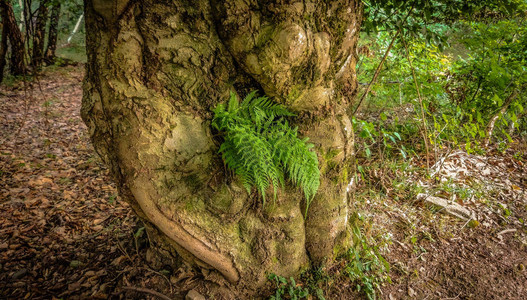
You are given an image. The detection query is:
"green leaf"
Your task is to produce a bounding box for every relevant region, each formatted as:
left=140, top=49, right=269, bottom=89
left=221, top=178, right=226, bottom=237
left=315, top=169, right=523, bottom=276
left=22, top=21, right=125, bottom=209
left=365, top=146, right=371, bottom=158
left=212, top=91, right=319, bottom=213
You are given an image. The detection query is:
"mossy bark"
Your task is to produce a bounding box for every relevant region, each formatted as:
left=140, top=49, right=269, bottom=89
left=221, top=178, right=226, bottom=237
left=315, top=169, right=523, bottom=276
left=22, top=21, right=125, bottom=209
left=82, top=0, right=361, bottom=293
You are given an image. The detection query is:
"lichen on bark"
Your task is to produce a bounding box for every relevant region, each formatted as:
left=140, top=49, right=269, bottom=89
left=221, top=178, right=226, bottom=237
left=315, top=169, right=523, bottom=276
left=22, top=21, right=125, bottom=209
left=82, top=0, right=362, bottom=293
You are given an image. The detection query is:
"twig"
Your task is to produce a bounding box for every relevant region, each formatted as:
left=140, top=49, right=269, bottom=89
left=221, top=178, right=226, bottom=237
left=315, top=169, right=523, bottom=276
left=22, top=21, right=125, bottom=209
left=401, top=35, right=430, bottom=171
left=142, top=267, right=174, bottom=294
left=483, top=89, right=520, bottom=148
left=351, top=3, right=415, bottom=116
left=441, top=293, right=462, bottom=300
left=115, top=238, right=134, bottom=265
left=497, top=228, right=517, bottom=236
left=122, top=286, right=173, bottom=300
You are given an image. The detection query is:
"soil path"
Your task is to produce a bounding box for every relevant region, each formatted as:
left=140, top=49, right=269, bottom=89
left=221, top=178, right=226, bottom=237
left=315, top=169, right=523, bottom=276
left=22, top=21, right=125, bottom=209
left=0, top=67, right=190, bottom=299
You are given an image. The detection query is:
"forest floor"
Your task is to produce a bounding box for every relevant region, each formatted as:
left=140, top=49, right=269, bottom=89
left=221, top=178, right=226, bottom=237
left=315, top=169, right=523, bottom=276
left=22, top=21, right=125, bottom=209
left=1, top=65, right=526, bottom=299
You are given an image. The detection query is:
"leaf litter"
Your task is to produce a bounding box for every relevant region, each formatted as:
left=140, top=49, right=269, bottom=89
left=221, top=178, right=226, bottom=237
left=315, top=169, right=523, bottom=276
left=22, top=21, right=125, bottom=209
left=0, top=66, right=198, bottom=299
left=349, top=144, right=527, bottom=299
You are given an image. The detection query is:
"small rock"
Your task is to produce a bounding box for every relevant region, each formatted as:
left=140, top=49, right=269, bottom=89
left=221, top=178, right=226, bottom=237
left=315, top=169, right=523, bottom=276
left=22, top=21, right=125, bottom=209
left=186, top=289, right=206, bottom=300
left=408, top=287, right=416, bottom=297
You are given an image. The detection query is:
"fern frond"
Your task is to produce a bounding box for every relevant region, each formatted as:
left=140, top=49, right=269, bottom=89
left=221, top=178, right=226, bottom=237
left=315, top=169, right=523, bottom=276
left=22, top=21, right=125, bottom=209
left=267, top=124, right=320, bottom=211
left=225, top=126, right=280, bottom=203
left=241, top=92, right=295, bottom=121
left=212, top=90, right=319, bottom=213
left=228, top=91, right=240, bottom=113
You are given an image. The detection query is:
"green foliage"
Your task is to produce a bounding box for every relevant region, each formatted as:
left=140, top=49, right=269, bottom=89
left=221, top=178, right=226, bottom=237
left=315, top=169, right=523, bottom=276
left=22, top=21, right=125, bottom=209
left=345, top=214, right=391, bottom=300
left=357, top=31, right=451, bottom=112
left=268, top=274, right=309, bottom=300
left=357, top=7, right=526, bottom=155
left=363, top=0, right=525, bottom=50
left=212, top=91, right=320, bottom=211
left=353, top=116, right=410, bottom=161
left=445, top=19, right=527, bottom=146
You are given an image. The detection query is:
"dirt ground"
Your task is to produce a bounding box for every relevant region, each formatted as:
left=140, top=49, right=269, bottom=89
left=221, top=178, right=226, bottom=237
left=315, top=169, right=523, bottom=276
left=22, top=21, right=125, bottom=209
left=1, top=66, right=526, bottom=299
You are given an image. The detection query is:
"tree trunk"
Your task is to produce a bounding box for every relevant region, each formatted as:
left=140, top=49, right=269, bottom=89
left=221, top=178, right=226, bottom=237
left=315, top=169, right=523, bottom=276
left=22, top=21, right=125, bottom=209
left=44, top=1, right=60, bottom=64
left=18, top=0, right=23, bottom=31
left=32, top=0, right=49, bottom=69
left=0, top=0, right=25, bottom=75
left=0, top=8, right=8, bottom=83
left=82, top=0, right=362, bottom=294
left=23, top=0, right=31, bottom=38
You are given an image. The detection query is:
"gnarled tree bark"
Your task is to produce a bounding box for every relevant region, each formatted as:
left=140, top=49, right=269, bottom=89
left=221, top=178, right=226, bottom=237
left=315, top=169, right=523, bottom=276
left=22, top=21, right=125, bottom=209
left=82, top=0, right=362, bottom=294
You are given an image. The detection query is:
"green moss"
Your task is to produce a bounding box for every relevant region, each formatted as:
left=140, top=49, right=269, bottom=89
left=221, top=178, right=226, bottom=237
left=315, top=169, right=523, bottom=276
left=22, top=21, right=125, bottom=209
left=285, top=85, right=302, bottom=104
left=184, top=197, right=205, bottom=211
left=182, top=174, right=201, bottom=191
left=340, top=167, right=349, bottom=184
left=320, top=149, right=340, bottom=175
left=255, top=25, right=275, bottom=48
left=208, top=185, right=234, bottom=213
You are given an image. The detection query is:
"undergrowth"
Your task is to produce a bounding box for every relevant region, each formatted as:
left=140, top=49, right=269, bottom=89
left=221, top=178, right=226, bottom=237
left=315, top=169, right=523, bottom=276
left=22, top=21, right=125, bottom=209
left=346, top=213, right=391, bottom=300
left=268, top=274, right=310, bottom=300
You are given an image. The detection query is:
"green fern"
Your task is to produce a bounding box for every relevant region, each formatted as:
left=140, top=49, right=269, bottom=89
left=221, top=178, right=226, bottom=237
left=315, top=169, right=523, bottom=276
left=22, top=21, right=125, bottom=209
left=212, top=91, right=320, bottom=212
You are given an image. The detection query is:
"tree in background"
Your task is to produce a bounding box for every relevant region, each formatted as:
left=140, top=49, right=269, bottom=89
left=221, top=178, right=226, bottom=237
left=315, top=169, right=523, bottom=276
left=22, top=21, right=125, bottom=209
left=0, top=4, right=8, bottom=83
left=0, top=0, right=25, bottom=82
left=0, top=0, right=79, bottom=79
left=44, top=0, right=61, bottom=64
left=31, top=0, right=50, bottom=68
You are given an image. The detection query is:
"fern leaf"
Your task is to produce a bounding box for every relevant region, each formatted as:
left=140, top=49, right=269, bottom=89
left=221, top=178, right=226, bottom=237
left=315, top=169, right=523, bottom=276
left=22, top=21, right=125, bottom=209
left=228, top=91, right=239, bottom=113
left=212, top=90, right=319, bottom=212
left=267, top=124, right=320, bottom=208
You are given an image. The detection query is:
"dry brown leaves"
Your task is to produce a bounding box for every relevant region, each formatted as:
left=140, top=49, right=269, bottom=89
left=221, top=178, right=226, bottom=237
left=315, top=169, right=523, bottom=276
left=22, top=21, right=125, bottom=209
left=0, top=67, right=194, bottom=299
left=425, top=149, right=527, bottom=227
